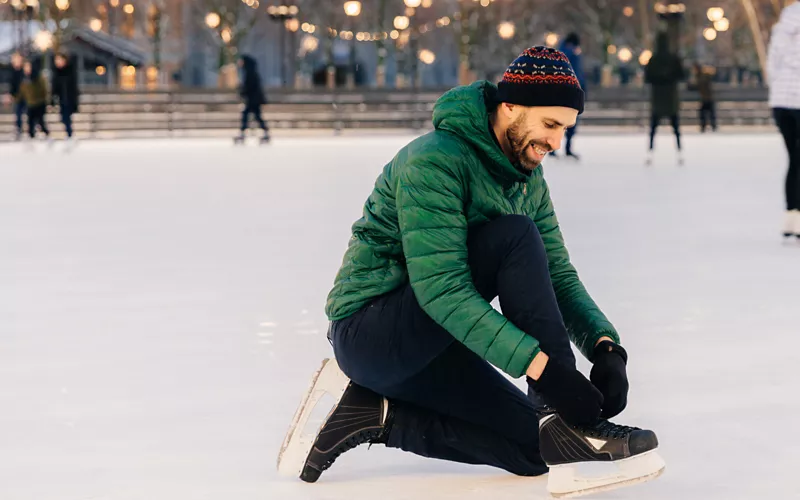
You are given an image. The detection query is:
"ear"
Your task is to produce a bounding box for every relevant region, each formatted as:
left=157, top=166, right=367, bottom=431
left=500, top=102, right=515, bottom=119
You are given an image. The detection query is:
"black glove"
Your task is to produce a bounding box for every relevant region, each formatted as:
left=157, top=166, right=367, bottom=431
left=590, top=340, right=629, bottom=419
left=528, top=358, right=603, bottom=427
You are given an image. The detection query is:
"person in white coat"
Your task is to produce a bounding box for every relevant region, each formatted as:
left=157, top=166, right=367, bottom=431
left=768, top=1, right=800, bottom=239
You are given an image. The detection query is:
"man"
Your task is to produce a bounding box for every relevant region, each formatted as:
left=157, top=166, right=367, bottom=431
left=278, top=47, right=664, bottom=497
left=6, top=52, right=26, bottom=140
left=644, top=32, right=686, bottom=166
left=550, top=33, right=586, bottom=160
left=690, top=62, right=717, bottom=133
left=234, top=55, right=270, bottom=144
left=51, top=52, right=80, bottom=147
left=767, top=0, right=800, bottom=239
left=19, top=59, right=50, bottom=142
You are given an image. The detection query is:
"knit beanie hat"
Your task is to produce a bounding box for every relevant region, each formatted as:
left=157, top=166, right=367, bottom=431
left=496, top=46, right=585, bottom=114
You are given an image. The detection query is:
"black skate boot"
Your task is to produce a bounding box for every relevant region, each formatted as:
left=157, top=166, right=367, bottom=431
left=300, top=381, right=393, bottom=483
left=782, top=210, right=798, bottom=239
left=539, top=411, right=665, bottom=497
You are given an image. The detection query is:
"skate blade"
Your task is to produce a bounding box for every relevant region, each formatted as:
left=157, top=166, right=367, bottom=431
left=276, top=358, right=350, bottom=477
left=548, top=449, right=665, bottom=498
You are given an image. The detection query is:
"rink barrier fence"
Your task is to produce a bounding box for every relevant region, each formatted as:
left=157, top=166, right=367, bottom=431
left=0, top=86, right=772, bottom=139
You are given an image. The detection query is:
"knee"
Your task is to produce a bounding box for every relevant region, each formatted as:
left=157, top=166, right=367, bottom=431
left=487, top=215, right=544, bottom=248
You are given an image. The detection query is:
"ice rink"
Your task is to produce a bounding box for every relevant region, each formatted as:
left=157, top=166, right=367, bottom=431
left=2, top=132, right=798, bottom=500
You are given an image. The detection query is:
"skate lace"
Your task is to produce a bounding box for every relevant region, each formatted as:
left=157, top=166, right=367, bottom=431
left=320, top=428, right=384, bottom=471
left=578, top=419, right=640, bottom=440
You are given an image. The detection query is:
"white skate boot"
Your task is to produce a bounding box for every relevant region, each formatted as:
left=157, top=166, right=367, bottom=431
left=539, top=411, right=665, bottom=497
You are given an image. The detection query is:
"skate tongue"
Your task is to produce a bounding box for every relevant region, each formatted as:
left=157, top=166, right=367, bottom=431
left=581, top=420, right=639, bottom=439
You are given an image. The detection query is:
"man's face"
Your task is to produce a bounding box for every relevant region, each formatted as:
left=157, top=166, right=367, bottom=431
left=55, top=55, right=66, bottom=68
left=23, top=62, right=32, bottom=76
left=11, top=53, right=23, bottom=69
left=504, top=105, right=579, bottom=170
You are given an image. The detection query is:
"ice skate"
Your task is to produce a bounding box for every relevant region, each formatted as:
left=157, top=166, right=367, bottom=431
left=259, top=132, right=271, bottom=145
left=277, top=358, right=392, bottom=483
left=644, top=151, right=653, bottom=166
left=539, top=411, right=665, bottom=498
left=782, top=210, right=798, bottom=239
left=233, top=134, right=246, bottom=145
left=566, top=151, right=581, bottom=161
left=677, top=151, right=684, bottom=166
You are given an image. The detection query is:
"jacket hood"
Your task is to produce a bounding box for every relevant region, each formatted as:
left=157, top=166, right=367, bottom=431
left=779, top=3, right=800, bottom=25
left=432, top=81, right=528, bottom=184
left=241, top=55, right=257, bottom=74
left=654, top=32, right=670, bottom=55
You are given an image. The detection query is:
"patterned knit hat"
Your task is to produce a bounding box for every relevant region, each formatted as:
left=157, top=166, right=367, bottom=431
left=496, top=46, right=585, bottom=114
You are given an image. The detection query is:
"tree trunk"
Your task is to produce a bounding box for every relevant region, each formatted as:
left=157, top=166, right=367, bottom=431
left=740, top=0, right=769, bottom=80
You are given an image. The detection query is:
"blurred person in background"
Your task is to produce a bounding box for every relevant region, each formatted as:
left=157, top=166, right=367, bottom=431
left=549, top=32, right=585, bottom=161
left=51, top=52, right=80, bottom=149
left=19, top=59, right=50, bottom=145
left=767, top=0, right=800, bottom=240
left=234, top=55, right=270, bottom=144
left=644, top=32, right=686, bottom=166
left=4, top=52, right=26, bottom=140
left=690, top=62, right=717, bottom=133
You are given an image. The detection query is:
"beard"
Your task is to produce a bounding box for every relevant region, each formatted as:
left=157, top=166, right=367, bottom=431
left=505, top=116, right=551, bottom=171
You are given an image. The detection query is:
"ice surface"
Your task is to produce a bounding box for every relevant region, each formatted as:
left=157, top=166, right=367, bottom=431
left=1, top=133, right=798, bottom=500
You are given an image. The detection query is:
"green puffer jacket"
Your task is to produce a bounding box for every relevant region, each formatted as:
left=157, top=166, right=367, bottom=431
left=325, top=81, right=619, bottom=378
left=20, top=77, right=49, bottom=108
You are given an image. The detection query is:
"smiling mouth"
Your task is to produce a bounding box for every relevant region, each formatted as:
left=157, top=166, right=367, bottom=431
left=532, top=144, right=548, bottom=155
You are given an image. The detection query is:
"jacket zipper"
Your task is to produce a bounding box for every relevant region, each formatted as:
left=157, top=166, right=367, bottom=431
left=507, top=182, right=527, bottom=214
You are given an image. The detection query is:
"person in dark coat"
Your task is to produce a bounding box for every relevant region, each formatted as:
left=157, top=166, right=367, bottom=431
left=550, top=33, right=586, bottom=160
left=644, top=32, right=686, bottom=165
left=236, top=55, right=270, bottom=143
left=51, top=52, right=80, bottom=142
left=690, top=62, right=716, bottom=133
left=6, top=52, right=26, bottom=140
left=19, top=59, right=50, bottom=141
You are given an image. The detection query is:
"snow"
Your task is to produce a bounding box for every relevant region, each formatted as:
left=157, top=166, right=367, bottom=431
left=1, top=133, right=798, bottom=500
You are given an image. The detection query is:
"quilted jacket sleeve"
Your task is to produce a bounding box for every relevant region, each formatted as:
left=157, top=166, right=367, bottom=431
left=534, top=179, right=620, bottom=359
left=396, top=159, right=541, bottom=378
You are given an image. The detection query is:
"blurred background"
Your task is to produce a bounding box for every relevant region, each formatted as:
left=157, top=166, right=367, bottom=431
left=0, top=0, right=792, bottom=138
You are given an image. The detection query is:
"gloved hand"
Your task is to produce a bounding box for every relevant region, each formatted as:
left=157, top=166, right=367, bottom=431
left=528, top=358, right=603, bottom=427
left=590, top=340, right=629, bottom=419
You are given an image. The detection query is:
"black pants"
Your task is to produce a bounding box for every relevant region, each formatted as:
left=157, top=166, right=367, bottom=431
left=699, top=101, right=717, bottom=132
left=330, top=215, right=575, bottom=476
left=774, top=108, right=800, bottom=211
left=14, top=101, right=26, bottom=135
left=649, top=114, right=681, bottom=151
left=60, top=106, right=73, bottom=138
left=27, top=105, right=49, bottom=138
left=240, top=103, right=268, bottom=132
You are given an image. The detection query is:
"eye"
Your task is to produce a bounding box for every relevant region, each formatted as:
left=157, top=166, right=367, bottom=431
left=544, top=122, right=557, bottom=129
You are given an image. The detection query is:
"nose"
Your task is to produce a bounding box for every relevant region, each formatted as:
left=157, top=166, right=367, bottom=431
left=547, top=132, right=563, bottom=152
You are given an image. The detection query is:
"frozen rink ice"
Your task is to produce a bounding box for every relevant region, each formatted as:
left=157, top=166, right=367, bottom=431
left=1, top=133, right=799, bottom=500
